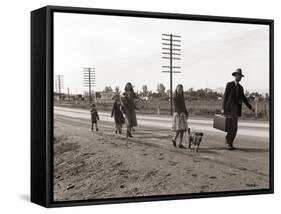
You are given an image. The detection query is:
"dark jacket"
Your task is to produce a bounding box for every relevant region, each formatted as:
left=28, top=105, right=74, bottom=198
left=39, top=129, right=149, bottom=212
left=173, top=92, right=188, bottom=116
left=222, top=81, right=253, bottom=117
left=121, top=91, right=137, bottom=111
left=111, top=102, right=125, bottom=124
left=90, top=108, right=99, bottom=123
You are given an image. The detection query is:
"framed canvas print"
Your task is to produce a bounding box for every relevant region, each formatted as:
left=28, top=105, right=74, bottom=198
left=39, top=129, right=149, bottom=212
left=31, top=5, right=274, bottom=207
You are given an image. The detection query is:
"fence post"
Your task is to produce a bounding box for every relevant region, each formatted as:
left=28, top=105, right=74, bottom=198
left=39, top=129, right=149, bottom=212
left=157, top=106, right=160, bottom=115
left=254, top=97, right=259, bottom=119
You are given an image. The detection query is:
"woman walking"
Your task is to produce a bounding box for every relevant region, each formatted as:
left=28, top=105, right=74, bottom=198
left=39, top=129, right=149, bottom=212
left=171, top=84, right=188, bottom=148
left=121, top=82, right=138, bottom=138
left=111, top=96, right=125, bottom=134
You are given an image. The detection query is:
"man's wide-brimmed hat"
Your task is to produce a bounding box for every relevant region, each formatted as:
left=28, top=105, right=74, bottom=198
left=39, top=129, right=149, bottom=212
left=232, top=68, right=244, bottom=77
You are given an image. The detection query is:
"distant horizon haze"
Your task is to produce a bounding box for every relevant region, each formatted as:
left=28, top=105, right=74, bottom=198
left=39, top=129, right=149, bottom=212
left=54, top=13, right=270, bottom=96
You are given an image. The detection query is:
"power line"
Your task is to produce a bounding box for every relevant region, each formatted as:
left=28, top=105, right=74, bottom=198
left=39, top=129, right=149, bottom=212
left=161, top=33, right=182, bottom=115
left=55, top=75, right=64, bottom=100
left=83, top=67, right=96, bottom=103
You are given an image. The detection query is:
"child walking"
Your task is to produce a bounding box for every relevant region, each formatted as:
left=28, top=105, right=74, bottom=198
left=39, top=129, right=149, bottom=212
left=111, top=96, right=125, bottom=134
left=171, top=84, right=188, bottom=149
left=90, top=103, right=99, bottom=132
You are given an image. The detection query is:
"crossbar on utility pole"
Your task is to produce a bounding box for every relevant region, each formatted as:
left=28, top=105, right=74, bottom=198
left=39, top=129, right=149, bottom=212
left=170, top=34, right=173, bottom=116
left=162, top=33, right=182, bottom=115
left=83, top=67, right=96, bottom=103
left=55, top=75, right=64, bottom=101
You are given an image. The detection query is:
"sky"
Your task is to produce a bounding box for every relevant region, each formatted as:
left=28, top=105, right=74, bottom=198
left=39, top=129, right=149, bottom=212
left=54, top=12, right=270, bottom=95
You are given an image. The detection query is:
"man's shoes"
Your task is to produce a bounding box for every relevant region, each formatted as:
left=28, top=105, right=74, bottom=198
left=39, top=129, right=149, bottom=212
left=226, top=145, right=232, bottom=150
left=226, top=143, right=236, bottom=151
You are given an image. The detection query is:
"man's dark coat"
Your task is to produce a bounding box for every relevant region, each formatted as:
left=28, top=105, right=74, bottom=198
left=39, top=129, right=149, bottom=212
left=222, top=81, right=253, bottom=117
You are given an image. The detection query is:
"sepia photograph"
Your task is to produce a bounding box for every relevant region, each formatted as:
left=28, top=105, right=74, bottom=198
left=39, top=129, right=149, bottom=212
left=52, top=11, right=271, bottom=202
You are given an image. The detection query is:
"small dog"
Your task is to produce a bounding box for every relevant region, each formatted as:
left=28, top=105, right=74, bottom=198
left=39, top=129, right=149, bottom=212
left=187, top=128, right=204, bottom=152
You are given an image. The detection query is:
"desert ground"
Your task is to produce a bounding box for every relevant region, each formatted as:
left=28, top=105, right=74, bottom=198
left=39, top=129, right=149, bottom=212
left=53, top=106, right=270, bottom=201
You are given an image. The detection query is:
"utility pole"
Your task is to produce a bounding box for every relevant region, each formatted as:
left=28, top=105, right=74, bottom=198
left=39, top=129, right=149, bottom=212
left=83, top=67, right=96, bottom=103
left=55, top=75, right=64, bottom=101
left=67, top=87, right=70, bottom=103
left=162, top=33, right=181, bottom=115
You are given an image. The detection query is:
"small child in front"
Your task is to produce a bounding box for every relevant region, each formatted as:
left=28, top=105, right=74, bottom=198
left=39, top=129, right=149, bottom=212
left=90, top=103, right=99, bottom=132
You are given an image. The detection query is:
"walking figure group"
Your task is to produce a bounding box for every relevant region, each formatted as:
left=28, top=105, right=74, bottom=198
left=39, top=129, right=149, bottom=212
left=90, top=68, right=255, bottom=150
left=90, top=82, right=138, bottom=138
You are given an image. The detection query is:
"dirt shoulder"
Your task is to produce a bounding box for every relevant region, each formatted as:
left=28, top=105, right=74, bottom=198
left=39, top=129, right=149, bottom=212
left=53, top=115, right=269, bottom=202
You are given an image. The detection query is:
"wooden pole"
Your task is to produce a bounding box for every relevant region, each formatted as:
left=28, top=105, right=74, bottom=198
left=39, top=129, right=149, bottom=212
left=88, top=68, right=92, bottom=103
left=67, top=87, right=70, bottom=103
left=170, top=34, right=173, bottom=116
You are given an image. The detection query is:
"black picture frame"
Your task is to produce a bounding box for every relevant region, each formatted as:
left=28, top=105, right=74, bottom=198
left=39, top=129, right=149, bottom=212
left=31, top=5, right=274, bottom=208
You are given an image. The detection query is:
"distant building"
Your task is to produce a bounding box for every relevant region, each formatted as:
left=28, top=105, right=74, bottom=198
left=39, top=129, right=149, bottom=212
left=95, top=91, right=115, bottom=103
left=53, top=92, right=66, bottom=101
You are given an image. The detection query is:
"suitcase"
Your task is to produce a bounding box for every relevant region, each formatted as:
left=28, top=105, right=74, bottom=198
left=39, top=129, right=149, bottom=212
left=213, top=114, right=232, bottom=132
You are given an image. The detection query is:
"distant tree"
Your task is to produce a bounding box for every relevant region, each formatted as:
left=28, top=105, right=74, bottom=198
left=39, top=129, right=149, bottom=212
left=196, top=89, right=206, bottom=99
left=249, top=92, right=262, bottom=101
left=188, top=88, right=194, bottom=94
left=142, top=85, right=149, bottom=96
left=250, top=92, right=262, bottom=98
left=265, top=93, right=269, bottom=102
left=157, top=83, right=166, bottom=96
left=205, top=88, right=219, bottom=99
left=244, top=90, right=250, bottom=97
left=186, top=87, right=197, bottom=97
left=103, top=86, right=113, bottom=93
left=166, top=89, right=171, bottom=96
left=115, top=86, right=120, bottom=94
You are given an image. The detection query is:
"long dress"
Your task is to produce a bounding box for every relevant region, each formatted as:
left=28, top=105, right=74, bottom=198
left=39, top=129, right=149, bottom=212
left=121, top=91, right=138, bottom=128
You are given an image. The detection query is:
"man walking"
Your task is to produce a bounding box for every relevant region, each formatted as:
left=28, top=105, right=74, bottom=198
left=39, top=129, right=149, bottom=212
left=221, top=68, right=255, bottom=150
